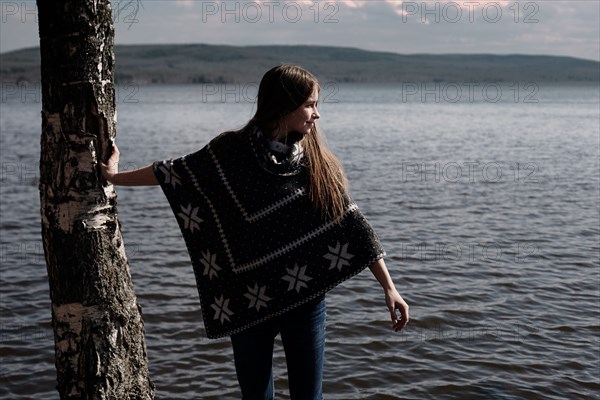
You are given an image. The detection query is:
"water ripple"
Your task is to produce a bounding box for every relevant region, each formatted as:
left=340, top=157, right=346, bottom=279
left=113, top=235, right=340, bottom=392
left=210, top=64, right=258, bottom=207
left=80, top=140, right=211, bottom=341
left=1, top=84, right=598, bottom=399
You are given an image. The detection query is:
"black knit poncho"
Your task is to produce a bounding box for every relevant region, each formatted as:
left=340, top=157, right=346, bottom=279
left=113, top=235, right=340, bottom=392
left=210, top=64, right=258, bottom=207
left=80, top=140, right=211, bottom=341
left=153, top=125, right=385, bottom=338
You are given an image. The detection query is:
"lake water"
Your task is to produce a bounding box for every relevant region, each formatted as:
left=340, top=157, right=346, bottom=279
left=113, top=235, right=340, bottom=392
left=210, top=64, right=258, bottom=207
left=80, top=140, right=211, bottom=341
left=0, top=83, right=599, bottom=399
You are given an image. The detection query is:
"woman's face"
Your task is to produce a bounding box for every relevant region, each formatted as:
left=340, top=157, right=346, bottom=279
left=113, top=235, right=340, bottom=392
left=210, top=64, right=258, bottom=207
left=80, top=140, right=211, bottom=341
left=274, top=86, right=320, bottom=141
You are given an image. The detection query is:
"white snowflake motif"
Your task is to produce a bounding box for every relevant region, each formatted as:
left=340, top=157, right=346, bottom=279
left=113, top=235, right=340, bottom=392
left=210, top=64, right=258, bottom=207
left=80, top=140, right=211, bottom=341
left=158, top=162, right=181, bottom=188
left=211, top=295, right=234, bottom=324
left=244, top=284, right=271, bottom=311
left=282, top=264, right=312, bottom=293
left=323, top=241, right=354, bottom=271
left=177, top=203, right=203, bottom=232
left=200, top=249, right=221, bottom=279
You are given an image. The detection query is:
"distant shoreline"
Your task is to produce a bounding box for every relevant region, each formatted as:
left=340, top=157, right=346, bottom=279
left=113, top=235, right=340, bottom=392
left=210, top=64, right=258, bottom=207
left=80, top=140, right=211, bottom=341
left=1, top=43, right=598, bottom=84
left=3, top=43, right=599, bottom=63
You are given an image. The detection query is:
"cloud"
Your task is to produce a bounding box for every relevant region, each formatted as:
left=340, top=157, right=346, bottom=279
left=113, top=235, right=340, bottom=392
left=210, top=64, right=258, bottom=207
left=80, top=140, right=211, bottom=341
left=0, top=0, right=597, bottom=61
left=175, top=1, right=195, bottom=9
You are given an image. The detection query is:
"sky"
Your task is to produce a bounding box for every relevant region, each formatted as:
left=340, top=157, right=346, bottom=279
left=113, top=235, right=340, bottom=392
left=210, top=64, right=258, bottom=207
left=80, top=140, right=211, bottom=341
left=0, top=0, right=599, bottom=61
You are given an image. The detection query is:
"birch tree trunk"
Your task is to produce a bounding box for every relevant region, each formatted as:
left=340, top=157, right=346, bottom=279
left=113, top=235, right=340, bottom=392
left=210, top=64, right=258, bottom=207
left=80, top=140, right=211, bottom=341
left=37, top=1, right=154, bottom=398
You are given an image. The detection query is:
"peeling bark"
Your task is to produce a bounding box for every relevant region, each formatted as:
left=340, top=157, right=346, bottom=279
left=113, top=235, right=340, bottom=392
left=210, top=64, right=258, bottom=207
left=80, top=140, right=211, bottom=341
left=37, top=1, right=154, bottom=399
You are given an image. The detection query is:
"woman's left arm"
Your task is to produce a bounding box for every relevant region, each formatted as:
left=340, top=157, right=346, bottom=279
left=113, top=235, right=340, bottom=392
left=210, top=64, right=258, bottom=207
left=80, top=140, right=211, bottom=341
left=369, top=258, right=409, bottom=332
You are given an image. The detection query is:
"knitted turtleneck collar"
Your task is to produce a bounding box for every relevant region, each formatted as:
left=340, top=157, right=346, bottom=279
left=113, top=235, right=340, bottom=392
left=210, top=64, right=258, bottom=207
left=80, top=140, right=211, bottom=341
left=249, top=124, right=306, bottom=176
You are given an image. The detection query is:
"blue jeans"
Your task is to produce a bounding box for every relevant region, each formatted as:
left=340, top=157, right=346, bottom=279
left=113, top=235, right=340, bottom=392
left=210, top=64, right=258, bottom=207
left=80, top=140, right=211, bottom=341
left=230, top=296, right=326, bottom=400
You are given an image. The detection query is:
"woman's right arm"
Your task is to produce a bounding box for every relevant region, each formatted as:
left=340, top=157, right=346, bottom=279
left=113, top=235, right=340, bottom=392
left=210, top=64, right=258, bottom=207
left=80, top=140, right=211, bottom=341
left=100, top=144, right=159, bottom=186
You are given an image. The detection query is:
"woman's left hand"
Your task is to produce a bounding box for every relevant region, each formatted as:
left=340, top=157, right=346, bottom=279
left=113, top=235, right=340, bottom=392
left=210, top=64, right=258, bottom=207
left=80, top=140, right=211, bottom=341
left=385, top=289, right=409, bottom=332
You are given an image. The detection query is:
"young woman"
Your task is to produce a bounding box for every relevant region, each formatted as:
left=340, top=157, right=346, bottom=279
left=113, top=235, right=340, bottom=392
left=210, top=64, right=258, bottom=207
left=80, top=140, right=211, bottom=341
left=101, top=64, right=409, bottom=400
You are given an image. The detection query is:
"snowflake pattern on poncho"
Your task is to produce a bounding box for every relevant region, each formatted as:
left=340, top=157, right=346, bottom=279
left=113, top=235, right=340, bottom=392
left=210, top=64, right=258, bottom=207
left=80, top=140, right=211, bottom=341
left=153, top=125, right=385, bottom=338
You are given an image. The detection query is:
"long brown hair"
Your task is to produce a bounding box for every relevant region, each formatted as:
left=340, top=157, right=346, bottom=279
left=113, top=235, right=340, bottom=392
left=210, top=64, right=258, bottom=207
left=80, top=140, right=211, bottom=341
left=243, top=64, right=348, bottom=220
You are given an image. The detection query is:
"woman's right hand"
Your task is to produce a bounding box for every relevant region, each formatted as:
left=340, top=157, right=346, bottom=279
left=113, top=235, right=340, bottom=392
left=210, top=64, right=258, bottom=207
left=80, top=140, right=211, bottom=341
left=100, top=143, right=120, bottom=183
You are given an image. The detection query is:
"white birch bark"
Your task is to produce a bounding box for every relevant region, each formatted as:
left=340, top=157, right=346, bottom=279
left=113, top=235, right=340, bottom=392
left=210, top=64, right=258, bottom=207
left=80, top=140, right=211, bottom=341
left=37, top=1, right=154, bottom=398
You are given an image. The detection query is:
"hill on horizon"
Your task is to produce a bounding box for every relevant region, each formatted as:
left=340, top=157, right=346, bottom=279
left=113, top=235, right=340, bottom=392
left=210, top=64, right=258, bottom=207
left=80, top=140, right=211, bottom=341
left=1, top=43, right=598, bottom=84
